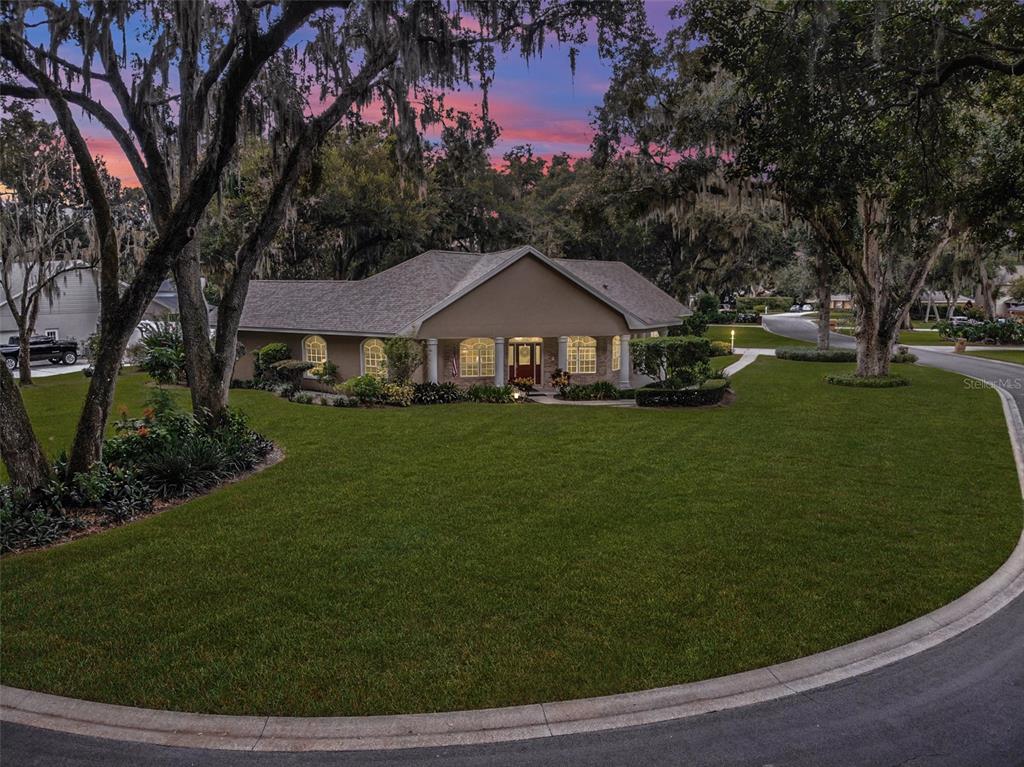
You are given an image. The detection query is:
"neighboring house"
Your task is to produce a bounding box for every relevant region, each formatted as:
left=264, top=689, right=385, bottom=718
left=235, top=246, right=689, bottom=389
left=0, top=264, right=211, bottom=351
left=994, top=265, right=1024, bottom=318
left=829, top=293, right=854, bottom=311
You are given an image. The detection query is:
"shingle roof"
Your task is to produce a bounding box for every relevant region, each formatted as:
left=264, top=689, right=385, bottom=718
left=239, top=247, right=688, bottom=335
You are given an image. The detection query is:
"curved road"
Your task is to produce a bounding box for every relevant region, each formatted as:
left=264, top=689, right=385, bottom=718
left=5, top=320, right=1024, bottom=766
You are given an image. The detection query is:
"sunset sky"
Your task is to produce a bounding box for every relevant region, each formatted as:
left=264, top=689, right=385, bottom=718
left=60, top=2, right=677, bottom=187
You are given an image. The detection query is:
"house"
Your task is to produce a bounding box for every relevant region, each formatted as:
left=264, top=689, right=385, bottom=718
left=828, top=293, right=854, bottom=311
left=235, top=246, right=689, bottom=389
left=0, top=264, right=213, bottom=350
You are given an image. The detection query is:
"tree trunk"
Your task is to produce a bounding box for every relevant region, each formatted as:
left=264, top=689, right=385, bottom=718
left=0, top=362, right=50, bottom=488
left=977, top=254, right=995, bottom=319
left=855, top=303, right=894, bottom=377
left=17, top=333, right=32, bottom=385
left=814, top=249, right=831, bottom=351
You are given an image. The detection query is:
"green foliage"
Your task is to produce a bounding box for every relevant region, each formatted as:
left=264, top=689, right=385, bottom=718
left=936, top=320, right=1024, bottom=344
left=777, top=347, right=858, bottom=362
left=825, top=373, right=910, bottom=388
left=1008, top=276, right=1024, bottom=304
left=465, top=384, right=515, bottom=403
left=695, top=293, right=718, bottom=314
left=736, top=296, right=792, bottom=313
left=383, top=337, right=423, bottom=384
left=412, top=382, right=465, bottom=405
left=254, top=343, right=291, bottom=384
left=338, top=375, right=385, bottom=405
left=636, top=379, right=729, bottom=407
left=270, top=360, right=316, bottom=389
left=138, top=319, right=184, bottom=386
left=314, top=360, right=339, bottom=386
left=630, top=336, right=713, bottom=386
left=669, top=314, right=710, bottom=336
left=383, top=382, right=414, bottom=407
left=560, top=381, right=622, bottom=401
left=104, top=394, right=272, bottom=498
left=549, top=368, right=571, bottom=394
left=709, top=341, right=732, bottom=357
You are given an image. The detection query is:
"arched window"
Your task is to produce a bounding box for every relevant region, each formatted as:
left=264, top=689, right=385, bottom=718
left=459, top=338, right=495, bottom=378
left=303, top=335, right=328, bottom=375
left=363, top=338, right=387, bottom=377
left=611, top=335, right=621, bottom=372
left=567, top=336, right=597, bottom=374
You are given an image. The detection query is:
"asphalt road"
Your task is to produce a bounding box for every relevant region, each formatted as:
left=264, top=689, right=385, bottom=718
left=5, top=319, right=1024, bottom=766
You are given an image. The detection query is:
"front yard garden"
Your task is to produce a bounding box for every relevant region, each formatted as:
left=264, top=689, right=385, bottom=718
left=1, top=360, right=1020, bottom=717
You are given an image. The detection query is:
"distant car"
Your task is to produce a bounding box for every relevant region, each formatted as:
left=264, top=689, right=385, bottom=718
left=801, top=304, right=813, bottom=311
left=788, top=304, right=802, bottom=312
left=2, top=335, right=79, bottom=370
left=949, top=315, right=979, bottom=327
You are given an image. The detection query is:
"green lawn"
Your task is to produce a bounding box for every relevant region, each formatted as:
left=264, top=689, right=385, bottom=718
left=1, top=364, right=1020, bottom=716
left=837, top=328, right=953, bottom=346
left=965, top=349, right=1024, bottom=366
left=707, top=324, right=814, bottom=349
left=711, top=354, right=740, bottom=371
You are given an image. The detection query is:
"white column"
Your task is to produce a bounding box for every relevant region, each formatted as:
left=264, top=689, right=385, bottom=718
left=557, top=336, right=568, bottom=370
left=618, top=334, right=631, bottom=388
left=494, top=337, right=506, bottom=386
left=426, top=338, right=438, bottom=383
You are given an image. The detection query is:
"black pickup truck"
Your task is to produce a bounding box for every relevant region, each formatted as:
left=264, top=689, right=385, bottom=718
left=2, top=335, right=80, bottom=370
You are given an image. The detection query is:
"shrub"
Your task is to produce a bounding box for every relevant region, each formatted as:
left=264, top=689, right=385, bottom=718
left=630, top=336, right=713, bottom=386
left=561, top=381, right=623, bottom=400
left=383, top=336, right=423, bottom=383
left=412, top=381, right=465, bottom=405
left=270, top=359, right=316, bottom=389
left=891, top=348, right=918, bottom=363
left=290, top=392, right=315, bottom=405
left=636, top=379, right=729, bottom=407
left=254, top=343, right=291, bottom=383
left=935, top=319, right=1024, bottom=344
left=511, top=377, right=536, bottom=394
left=138, top=318, right=185, bottom=385
left=1, top=483, right=86, bottom=553
left=710, top=340, right=732, bottom=357
left=737, top=295, right=793, bottom=312
left=466, top=383, right=515, bottom=403
left=776, top=347, right=858, bottom=362
left=669, top=314, right=709, bottom=336
left=315, top=360, right=339, bottom=386
left=383, top=382, right=414, bottom=407
left=338, top=374, right=385, bottom=405
left=549, top=368, right=570, bottom=394
left=825, top=373, right=910, bottom=388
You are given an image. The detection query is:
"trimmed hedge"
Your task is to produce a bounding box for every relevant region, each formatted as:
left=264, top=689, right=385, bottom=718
left=636, top=379, right=729, bottom=407
left=560, top=381, right=623, bottom=401
left=825, top=373, right=910, bottom=388
left=776, top=347, right=858, bottom=362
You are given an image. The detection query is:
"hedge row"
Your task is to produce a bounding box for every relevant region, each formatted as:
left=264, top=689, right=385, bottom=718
left=636, top=379, right=729, bottom=407
left=825, top=373, right=910, bottom=388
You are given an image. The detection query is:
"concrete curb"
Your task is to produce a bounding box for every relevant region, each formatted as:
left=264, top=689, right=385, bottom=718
left=3, top=385, right=1023, bottom=752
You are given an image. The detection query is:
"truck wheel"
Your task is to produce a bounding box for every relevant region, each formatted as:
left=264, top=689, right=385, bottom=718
left=4, top=357, right=15, bottom=370
left=63, top=351, right=78, bottom=365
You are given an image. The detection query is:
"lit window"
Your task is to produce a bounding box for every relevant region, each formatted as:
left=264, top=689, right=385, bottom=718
left=363, top=338, right=387, bottom=377
left=611, top=335, right=620, bottom=371
left=459, top=338, right=495, bottom=377
left=649, top=330, right=660, bottom=337
left=567, top=336, right=597, bottom=374
left=303, top=335, right=328, bottom=375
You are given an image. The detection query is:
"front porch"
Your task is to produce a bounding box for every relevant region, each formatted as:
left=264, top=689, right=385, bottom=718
left=423, top=334, right=642, bottom=389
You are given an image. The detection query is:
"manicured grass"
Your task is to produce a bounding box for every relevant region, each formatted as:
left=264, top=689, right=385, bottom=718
left=707, top=324, right=813, bottom=349
left=837, top=328, right=953, bottom=346
left=711, top=354, right=740, bottom=371
left=964, top=350, right=1024, bottom=366
left=1, top=364, right=1020, bottom=716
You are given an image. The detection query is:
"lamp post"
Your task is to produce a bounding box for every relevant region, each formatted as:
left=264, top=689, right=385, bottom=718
left=730, top=328, right=735, bottom=354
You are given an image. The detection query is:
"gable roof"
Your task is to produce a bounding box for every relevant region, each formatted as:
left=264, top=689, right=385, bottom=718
left=239, top=246, right=689, bottom=336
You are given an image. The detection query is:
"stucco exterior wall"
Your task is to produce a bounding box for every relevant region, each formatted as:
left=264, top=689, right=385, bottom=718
left=417, top=255, right=630, bottom=339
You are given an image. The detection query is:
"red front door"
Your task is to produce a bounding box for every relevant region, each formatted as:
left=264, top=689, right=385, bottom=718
left=508, top=341, right=542, bottom=384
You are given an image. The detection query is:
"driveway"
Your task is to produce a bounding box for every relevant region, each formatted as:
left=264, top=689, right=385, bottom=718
left=10, top=361, right=89, bottom=379
left=4, top=322, right=1023, bottom=766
